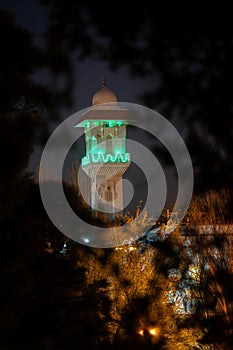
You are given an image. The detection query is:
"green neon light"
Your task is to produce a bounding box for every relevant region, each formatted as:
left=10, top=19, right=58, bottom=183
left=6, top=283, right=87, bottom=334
left=108, top=121, right=115, bottom=127
left=89, top=148, right=105, bottom=155
left=82, top=152, right=130, bottom=166
left=84, top=120, right=125, bottom=127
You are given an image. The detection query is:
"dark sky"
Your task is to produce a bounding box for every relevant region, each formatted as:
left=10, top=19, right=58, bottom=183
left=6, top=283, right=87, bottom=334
left=1, top=0, right=151, bottom=112
left=0, top=0, right=160, bottom=163
left=0, top=0, right=178, bottom=210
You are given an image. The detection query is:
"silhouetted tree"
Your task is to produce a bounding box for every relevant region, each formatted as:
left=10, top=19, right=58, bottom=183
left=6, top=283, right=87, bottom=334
left=0, top=8, right=73, bottom=221
left=0, top=181, right=110, bottom=350
left=183, top=190, right=233, bottom=349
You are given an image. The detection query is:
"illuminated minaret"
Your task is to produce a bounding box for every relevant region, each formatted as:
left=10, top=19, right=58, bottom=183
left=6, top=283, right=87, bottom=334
left=75, top=78, right=130, bottom=221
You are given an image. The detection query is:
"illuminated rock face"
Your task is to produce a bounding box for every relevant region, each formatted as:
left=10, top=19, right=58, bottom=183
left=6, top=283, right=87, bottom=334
left=75, top=82, right=130, bottom=221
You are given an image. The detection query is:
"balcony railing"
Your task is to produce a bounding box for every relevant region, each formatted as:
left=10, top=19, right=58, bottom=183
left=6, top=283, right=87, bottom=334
left=82, top=152, right=130, bottom=167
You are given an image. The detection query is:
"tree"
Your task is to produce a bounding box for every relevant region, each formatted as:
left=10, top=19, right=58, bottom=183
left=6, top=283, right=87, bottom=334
left=181, top=190, right=233, bottom=348
left=0, top=8, right=73, bottom=221
left=73, top=227, right=204, bottom=349
left=0, top=180, right=110, bottom=350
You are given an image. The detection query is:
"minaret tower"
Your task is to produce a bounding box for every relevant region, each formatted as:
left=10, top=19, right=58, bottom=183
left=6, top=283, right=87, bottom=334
left=75, top=78, right=130, bottom=221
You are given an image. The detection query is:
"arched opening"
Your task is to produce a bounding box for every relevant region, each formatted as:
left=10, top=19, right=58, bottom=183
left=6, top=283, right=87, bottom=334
left=106, top=134, right=113, bottom=154
left=90, top=135, right=97, bottom=153
left=106, top=186, right=113, bottom=202
left=96, top=134, right=102, bottom=144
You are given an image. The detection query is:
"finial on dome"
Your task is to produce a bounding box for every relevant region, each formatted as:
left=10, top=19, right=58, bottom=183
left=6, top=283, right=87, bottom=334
left=102, top=76, right=106, bottom=87
left=92, top=77, right=118, bottom=105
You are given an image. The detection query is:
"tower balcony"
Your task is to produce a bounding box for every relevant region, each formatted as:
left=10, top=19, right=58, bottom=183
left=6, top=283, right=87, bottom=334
left=82, top=152, right=130, bottom=167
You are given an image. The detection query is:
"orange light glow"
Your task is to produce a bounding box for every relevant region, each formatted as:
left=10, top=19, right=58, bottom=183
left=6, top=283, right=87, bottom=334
left=148, top=327, right=159, bottom=336
left=129, top=246, right=136, bottom=251
left=138, top=329, right=144, bottom=336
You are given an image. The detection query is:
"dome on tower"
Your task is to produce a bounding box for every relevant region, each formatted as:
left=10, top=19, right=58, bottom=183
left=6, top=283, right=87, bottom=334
left=92, top=77, right=118, bottom=106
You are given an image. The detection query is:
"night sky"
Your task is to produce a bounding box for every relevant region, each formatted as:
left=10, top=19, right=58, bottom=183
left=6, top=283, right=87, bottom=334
left=1, top=0, right=159, bottom=182
left=1, top=0, right=232, bottom=204
left=1, top=0, right=151, bottom=110
left=1, top=0, right=180, bottom=210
